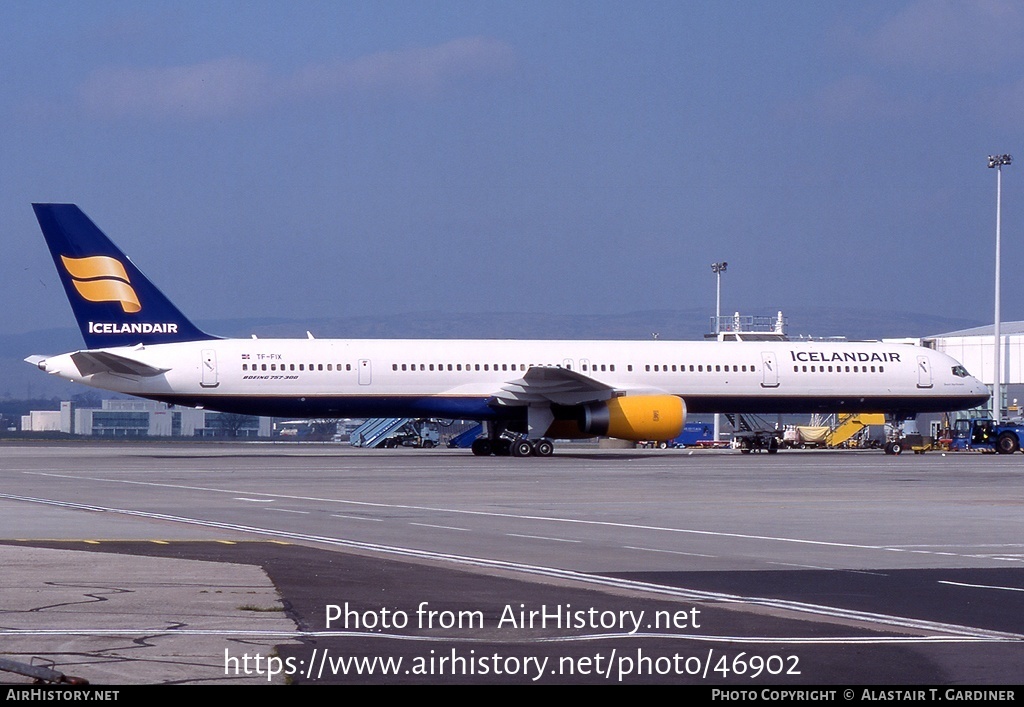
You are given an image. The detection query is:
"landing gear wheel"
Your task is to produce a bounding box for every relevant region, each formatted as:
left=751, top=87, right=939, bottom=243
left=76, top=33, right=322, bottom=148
left=997, top=432, right=1019, bottom=454
left=512, top=439, right=533, bottom=457
left=884, top=441, right=899, bottom=455
left=471, top=439, right=491, bottom=456
left=493, top=439, right=512, bottom=456
left=532, top=439, right=554, bottom=457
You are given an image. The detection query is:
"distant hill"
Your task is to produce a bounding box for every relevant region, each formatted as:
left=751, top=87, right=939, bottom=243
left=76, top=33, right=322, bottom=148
left=203, top=308, right=983, bottom=342
left=1, top=307, right=985, bottom=401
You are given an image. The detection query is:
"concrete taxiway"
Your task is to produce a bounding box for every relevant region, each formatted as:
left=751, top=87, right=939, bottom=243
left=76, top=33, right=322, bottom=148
left=1, top=442, right=1022, bottom=684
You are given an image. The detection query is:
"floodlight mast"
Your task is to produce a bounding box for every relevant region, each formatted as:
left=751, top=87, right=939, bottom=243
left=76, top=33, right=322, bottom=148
left=988, top=154, right=1011, bottom=423
left=711, top=261, right=727, bottom=336
left=711, top=261, right=727, bottom=443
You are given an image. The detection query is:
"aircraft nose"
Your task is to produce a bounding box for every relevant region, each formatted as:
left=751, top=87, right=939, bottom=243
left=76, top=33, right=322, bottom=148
left=975, top=378, right=991, bottom=398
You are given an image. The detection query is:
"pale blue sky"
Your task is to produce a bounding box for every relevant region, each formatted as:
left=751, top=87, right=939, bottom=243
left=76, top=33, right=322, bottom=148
left=3, top=1, right=1022, bottom=335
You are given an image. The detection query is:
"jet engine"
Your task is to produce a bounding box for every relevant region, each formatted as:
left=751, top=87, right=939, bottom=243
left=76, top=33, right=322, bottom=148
left=579, top=395, right=685, bottom=442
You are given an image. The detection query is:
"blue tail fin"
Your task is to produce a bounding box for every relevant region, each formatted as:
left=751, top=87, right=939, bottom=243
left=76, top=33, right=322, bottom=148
left=33, top=204, right=216, bottom=348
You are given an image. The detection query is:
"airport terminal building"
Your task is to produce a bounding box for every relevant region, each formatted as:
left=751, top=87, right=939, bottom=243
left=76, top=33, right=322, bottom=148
left=21, top=399, right=272, bottom=438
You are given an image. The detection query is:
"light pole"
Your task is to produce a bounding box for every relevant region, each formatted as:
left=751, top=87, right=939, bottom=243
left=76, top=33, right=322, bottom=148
left=711, top=261, right=727, bottom=335
left=989, top=154, right=1011, bottom=423
left=711, top=262, right=727, bottom=442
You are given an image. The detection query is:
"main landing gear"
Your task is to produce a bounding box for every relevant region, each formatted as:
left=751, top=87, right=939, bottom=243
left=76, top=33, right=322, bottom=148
left=471, top=430, right=555, bottom=457
left=471, top=436, right=555, bottom=457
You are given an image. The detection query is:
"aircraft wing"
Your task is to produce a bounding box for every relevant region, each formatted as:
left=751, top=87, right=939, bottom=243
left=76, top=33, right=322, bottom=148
left=492, top=366, right=617, bottom=406
left=70, top=350, right=170, bottom=378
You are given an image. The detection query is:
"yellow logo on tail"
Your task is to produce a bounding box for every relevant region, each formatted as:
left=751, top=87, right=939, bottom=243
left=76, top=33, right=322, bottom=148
left=61, top=255, right=141, bottom=313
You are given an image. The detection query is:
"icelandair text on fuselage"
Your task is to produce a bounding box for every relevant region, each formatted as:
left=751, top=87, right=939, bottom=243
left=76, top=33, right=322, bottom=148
left=789, top=350, right=902, bottom=363
left=326, top=601, right=701, bottom=633
left=88, top=321, right=178, bottom=335
left=711, top=689, right=1015, bottom=701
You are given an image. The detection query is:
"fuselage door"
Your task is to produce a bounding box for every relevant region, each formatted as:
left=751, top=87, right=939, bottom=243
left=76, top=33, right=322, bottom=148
left=562, top=358, right=574, bottom=371
left=358, top=359, right=372, bottom=386
left=580, top=358, right=591, bottom=374
left=916, top=355, right=933, bottom=389
left=760, top=351, right=779, bottom=388
left=201, top=349, right=219, bottom=388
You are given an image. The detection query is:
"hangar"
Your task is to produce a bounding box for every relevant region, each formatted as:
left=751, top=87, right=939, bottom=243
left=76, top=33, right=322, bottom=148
left=922, top=321, right=1024, bottom=417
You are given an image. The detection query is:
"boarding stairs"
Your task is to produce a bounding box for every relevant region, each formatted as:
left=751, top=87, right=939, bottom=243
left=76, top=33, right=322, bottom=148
left=446, top=422, right=483, bottom=448
left=349, top=418, right=410, bottom=448
left=725, top=413, right=754, bottom=433
left=726, top=413, right=781, bottom=433
left=826, top=413, right=885, bottom=448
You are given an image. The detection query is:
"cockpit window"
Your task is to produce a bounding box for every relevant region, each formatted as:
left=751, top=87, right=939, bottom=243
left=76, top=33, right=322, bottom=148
left=952, top=365, right=970, bottom=378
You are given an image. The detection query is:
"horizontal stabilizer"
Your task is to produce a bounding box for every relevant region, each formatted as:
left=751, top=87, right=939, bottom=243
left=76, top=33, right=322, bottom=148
left=24, top=355, right=47, bottom=369
left=70, top=350, right=170, bottom=378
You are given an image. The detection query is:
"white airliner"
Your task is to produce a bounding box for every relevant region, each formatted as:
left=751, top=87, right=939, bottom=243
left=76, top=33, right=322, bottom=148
left=26, top=204, right=989, bottom=456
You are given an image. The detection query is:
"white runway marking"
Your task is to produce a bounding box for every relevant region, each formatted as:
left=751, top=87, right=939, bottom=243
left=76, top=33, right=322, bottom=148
left=766, top=561, right=834, bottom=570
left=409, top=522, right=470, bottom=532
left=507, top=533, right=581, bottom=543
left=622, top=546, right=716, bottom=558
left=0, top=627, right=1007, bottom=645
left=939, top=580, right=1024, bottom=593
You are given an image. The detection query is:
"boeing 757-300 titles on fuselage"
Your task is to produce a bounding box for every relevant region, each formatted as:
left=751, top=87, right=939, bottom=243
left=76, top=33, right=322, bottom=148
left=26, top=204, right=989, bottom=456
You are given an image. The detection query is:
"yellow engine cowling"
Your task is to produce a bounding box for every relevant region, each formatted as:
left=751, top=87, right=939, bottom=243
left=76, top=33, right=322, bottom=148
left=580, top=395, right=685, bottom=442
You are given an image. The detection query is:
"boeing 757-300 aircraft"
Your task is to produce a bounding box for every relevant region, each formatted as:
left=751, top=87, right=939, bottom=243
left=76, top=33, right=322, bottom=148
left=26, top=204, right=989, bottom=456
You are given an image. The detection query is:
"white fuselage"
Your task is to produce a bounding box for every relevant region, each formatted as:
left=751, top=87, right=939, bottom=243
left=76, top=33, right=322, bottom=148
left=34, top=337, right=990, bottom=422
